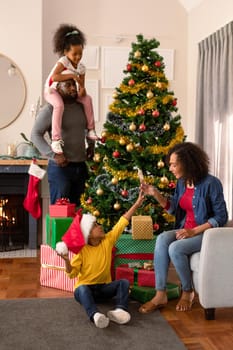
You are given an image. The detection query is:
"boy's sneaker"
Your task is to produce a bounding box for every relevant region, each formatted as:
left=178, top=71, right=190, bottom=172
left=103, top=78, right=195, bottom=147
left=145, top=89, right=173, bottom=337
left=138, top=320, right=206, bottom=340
left=51, top=139, right=64, bottom=154
left=87, top=130, right=99, bottom=141
left=107, top=308, right=131, bottom=324
left=93, top=312, right=109, bottom=328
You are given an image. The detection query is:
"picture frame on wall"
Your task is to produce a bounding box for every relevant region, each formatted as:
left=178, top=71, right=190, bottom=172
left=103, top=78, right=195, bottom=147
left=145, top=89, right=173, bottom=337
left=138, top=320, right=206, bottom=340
left=85, top=80, right=99, bottom=121
left=81, top=46, right=99, bottom=70
left=103, top=93, right=113, bottom=120
left=101, top=47, right=130, bottom=89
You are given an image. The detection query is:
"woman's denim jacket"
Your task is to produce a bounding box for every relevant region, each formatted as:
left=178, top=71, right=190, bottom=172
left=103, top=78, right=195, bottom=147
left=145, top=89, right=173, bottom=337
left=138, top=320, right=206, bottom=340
left=167, top=174, right=228, bottom=229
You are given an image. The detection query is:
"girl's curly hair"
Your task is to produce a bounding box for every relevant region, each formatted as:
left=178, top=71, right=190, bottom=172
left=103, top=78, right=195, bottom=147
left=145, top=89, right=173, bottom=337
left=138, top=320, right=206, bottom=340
left=166, top=142, right=209, bottom=185
left=53, top=23, right=86, bottom=57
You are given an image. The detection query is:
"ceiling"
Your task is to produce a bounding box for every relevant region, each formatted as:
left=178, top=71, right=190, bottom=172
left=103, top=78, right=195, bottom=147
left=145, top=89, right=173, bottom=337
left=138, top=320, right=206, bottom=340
left=178, top=0, right=203, bottom=12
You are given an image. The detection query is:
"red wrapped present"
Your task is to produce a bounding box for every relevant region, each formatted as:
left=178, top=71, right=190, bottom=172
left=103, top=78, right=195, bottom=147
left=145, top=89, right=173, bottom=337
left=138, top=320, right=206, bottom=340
left=115, top=264, right=155, bottom=287
left=40, top=244, right=77, bottom=292
left=49, top=198, right=76, bottom=217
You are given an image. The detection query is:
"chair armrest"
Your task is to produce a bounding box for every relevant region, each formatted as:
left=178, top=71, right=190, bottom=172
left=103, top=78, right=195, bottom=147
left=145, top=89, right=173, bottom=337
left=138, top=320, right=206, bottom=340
left=198, top=227, right=233, bottom=308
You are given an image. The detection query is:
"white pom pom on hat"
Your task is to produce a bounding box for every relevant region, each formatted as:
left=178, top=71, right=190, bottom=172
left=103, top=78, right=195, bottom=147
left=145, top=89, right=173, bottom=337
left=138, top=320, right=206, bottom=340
left=56, top=241, right=68, bottom=255
left=80, top=213, right=97, bottom=243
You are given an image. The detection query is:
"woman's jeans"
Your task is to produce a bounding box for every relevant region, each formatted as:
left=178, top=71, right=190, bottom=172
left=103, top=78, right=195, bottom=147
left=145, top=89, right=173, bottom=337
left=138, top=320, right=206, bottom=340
left=155, top=230, right=203, bottom=291
left=74, top=279, right=130, bottom=320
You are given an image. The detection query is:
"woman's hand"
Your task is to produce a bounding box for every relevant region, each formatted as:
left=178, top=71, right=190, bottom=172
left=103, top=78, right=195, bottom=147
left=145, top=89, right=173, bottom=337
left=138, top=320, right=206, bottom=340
left=140, top=183, right=155, bottom=196
left=176, top=228, right=195, bottom=240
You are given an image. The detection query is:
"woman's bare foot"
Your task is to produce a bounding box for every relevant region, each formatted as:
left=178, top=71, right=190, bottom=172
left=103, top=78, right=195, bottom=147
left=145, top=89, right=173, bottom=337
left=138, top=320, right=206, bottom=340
left=139, top=291, right=168, bottom=314
left=176, top=290, right=195, bottom=311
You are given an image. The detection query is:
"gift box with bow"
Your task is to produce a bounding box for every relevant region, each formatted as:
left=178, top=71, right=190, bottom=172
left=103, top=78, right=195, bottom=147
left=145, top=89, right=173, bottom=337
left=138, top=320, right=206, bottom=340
left=49, top=198, right=76, bottom=217
left=115, top=264, right=155, bottom=287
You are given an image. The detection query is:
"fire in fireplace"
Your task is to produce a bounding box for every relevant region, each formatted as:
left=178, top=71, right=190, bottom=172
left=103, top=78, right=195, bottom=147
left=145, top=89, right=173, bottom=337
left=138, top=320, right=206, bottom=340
left=0, top=194, right=28, bottom=251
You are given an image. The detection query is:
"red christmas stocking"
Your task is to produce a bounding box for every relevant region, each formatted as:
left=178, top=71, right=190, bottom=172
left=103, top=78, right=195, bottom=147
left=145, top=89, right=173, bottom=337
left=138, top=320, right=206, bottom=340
left=23, top=175, right=42, bottom=219
left=23, top=161, right=46, bottom=219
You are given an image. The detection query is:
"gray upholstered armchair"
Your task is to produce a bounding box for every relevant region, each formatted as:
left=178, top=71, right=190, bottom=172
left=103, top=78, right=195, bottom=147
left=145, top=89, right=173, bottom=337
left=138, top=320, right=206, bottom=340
left=190, top=226, right=233, bottom=320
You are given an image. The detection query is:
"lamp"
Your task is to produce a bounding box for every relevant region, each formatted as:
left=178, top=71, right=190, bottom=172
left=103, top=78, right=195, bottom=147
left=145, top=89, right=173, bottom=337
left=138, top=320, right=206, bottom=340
left=8, top=64, right=16, bottom=77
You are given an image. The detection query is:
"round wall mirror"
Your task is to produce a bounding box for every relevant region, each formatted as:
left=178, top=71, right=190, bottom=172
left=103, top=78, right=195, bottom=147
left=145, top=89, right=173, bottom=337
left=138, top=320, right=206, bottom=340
left=0, top=53, right=26, bottom=129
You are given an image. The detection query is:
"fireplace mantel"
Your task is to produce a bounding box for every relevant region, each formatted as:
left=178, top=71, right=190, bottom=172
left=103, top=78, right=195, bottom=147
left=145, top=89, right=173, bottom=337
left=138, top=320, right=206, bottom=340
left=0, top=159, right=48, bottom=166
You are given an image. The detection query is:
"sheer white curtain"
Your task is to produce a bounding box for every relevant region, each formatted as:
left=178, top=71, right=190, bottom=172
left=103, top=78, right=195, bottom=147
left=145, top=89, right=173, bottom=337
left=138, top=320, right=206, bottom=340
left=196, top=21, right=233, bottom=221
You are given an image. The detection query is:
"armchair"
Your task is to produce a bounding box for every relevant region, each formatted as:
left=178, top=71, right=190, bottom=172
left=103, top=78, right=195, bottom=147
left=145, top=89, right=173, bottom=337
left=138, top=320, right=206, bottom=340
left=190, top=226, right=233, bottom=320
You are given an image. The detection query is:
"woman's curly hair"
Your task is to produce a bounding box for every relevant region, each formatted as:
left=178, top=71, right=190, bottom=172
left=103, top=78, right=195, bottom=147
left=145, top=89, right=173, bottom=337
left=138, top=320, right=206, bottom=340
left=166, top=142, right=209, bottom=185
left=53, top=23, right=86, bottom=57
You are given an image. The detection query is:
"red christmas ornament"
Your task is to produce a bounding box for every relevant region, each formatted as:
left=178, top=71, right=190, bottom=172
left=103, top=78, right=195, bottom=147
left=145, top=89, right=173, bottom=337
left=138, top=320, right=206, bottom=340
left=153, top=223, right=160, bottom=231
left=126, top=63, right=132, bottom=71
left=139, top=123, right=146, bottom=131
left=169, top=181, right=176, bottom=189
left=113, top=150, right=120, bottom=158
left=86, top=197, right=93, bottom=204
left=154, top=61, right=161, bottom=67
left=128, top=79, right=135, bottom=86
left=172, top=99, right=177, bottom=106
left=152, top=110, right=160, bottom=117
left=121, top=189, right=129, bottom=197
left=100, top=137, right=106, bottom=143
left=138, top=108, right=145, bottom=115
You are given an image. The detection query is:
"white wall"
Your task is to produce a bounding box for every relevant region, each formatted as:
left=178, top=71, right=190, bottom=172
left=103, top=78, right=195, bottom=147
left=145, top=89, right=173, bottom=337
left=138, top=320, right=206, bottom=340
left=187, top=0, right=233, bottom=140
left=0, top=0, right=42, bottom=154
left=42, top=0, right=188, bottom=136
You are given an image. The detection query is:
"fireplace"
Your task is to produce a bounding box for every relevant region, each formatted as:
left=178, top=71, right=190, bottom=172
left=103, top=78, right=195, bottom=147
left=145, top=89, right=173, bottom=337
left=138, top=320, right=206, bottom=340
left=0, top=167, right=38, bottom=251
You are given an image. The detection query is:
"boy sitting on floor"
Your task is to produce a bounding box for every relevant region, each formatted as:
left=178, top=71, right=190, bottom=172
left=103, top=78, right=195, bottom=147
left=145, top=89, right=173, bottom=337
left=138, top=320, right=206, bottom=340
left=59, top=190, right=144, bottom=328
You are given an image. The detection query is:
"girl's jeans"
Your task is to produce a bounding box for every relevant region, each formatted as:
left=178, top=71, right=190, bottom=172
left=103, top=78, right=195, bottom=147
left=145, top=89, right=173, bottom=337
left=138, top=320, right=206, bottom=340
left=74, top=279, right=130, bottom=319
left=155, top=230, right=203, bottom=291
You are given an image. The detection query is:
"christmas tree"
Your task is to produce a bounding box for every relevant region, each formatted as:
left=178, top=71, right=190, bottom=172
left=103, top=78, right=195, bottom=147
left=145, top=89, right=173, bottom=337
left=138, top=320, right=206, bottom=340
left=81, top=34, right=185, bottom=233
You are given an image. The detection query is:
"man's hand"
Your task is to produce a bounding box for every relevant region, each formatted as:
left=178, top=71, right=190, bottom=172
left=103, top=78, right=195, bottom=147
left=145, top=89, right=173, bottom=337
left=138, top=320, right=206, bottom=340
left=54, top=153, right=68, bottom=167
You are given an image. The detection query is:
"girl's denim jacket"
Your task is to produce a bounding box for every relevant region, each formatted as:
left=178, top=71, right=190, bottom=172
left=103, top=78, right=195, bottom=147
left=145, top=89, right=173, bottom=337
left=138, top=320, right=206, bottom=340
left=167, top=174, right=228, bottom=229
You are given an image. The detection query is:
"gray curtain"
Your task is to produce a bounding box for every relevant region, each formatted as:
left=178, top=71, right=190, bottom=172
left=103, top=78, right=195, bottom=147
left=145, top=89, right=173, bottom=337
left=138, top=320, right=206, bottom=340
left=196, top=21, right=233, bottom=221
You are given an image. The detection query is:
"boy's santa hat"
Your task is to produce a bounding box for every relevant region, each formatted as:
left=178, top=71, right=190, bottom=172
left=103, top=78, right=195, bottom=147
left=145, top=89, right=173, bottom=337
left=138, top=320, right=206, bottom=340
left=56, top=209, right=96, bottom=255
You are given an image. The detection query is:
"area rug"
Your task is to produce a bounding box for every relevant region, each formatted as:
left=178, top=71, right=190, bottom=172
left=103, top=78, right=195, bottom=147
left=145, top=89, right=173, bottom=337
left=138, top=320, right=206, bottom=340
left=0, top=298, right=186, bottom=350
left=0, top=249, right=37, bottom=259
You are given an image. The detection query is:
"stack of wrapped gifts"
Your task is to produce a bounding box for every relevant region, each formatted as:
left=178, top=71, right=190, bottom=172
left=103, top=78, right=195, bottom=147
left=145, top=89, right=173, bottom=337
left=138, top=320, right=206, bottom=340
left=40, top=198, right=76, bottom=292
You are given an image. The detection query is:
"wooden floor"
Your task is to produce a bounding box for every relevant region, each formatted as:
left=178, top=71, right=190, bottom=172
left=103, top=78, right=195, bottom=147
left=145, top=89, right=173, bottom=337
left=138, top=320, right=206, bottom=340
left=0, top=253, right=233, bottom=350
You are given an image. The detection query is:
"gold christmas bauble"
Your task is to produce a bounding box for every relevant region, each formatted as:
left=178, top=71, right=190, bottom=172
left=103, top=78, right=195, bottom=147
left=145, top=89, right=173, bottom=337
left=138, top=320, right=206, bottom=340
left=160, top=176, right=169, bottom=185
left=129, top=122, right=137, bottom=131
left=142, top=64, right=149, bottom=72
left=157, top=160, right=165, bottom=168
left=146, top=90, right=154, bottom=99
left=96, top=188, right=104, bottom=196
left=111, top=177, right=118, bottom=185
left=163, top=122, right=170, bottom=131
left=156, top=82, right=162, bottom=88
left=101, top=131, right=107, bottom=138
left=112, top=92, right=118, bottom=99
left=119, top=137, right=126, bottom=146
left=134, top=50, right=141, bottom=58
left=113, top=202, right=121, bottom=210
left=93, top=153, right=101, bottom=162
left=126, top=143, right=134, bottom=152
left=93, top=210, right=100, bottom=217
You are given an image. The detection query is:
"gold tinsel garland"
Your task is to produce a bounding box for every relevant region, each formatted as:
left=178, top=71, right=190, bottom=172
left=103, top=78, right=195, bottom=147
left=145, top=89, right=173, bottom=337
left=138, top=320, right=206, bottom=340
left=102, top=126, right=184, bottom=181
left=110, top=93, right=173, bottom=117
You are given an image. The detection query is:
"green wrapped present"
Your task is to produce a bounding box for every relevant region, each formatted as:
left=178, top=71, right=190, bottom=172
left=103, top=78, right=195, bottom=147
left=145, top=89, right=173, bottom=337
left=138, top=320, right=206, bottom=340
left=46, top=214, right=73, bottom=249
left=114, top=234, right=156, bottom=268
left=130, top=283, right=180, bottom=303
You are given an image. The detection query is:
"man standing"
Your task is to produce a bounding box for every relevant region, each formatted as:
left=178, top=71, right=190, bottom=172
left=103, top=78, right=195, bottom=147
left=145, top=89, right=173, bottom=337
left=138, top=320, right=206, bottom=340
left=31, top=79, right=95, bottom=206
